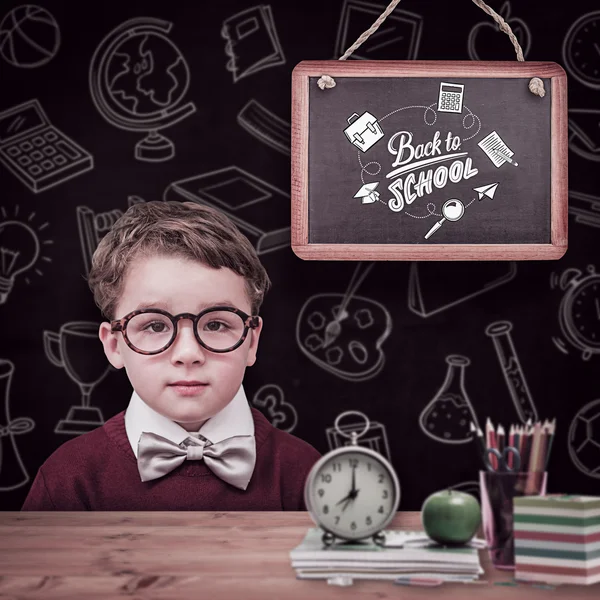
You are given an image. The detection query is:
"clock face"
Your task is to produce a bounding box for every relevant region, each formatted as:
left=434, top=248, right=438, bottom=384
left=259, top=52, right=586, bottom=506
left=563, top=12, right=600, bottom=89
left=306, top=449, right=399, bottom=540
left=569, top=276, right=600, bottom=348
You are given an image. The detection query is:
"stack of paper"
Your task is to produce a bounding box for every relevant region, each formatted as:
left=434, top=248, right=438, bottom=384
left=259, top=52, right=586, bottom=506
left=290, top=528, right=484, bottom=583
left=514, top=495, right=600, bottom=585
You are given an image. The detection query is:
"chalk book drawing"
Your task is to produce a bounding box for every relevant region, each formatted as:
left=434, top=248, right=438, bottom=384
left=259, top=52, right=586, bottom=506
left=342, top=81, right=521, bottom=241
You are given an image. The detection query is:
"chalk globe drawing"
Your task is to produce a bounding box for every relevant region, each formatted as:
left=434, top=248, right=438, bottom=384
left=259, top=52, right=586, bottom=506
left=568, top=399, right=600, bottom=479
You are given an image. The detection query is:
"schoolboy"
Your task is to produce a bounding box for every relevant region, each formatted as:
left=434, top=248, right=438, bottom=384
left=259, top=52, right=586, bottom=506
left=22, top=201, right=321, bottom=510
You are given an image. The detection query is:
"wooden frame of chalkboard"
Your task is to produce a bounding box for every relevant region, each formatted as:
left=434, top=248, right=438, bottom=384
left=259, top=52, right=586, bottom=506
left=291, top=61, right=568, bottom=260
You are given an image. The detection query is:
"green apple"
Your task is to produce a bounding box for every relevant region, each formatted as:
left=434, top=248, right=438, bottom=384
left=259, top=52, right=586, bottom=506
left=421, top=489, right=481, bottom=545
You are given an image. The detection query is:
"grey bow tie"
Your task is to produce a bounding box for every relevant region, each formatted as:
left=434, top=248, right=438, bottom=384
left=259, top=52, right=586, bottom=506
left=137, top=431, right=256, bottom=490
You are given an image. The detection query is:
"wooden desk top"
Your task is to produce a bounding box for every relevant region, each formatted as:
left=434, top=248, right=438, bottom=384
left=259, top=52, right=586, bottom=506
left=0, top=511, right=597, bottom=599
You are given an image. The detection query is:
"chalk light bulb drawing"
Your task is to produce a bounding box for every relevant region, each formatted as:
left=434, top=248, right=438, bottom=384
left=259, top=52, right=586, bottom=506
left=0, top=220, right=40, bottom=304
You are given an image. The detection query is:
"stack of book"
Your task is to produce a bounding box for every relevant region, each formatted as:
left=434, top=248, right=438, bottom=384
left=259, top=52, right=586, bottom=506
left=290, top=528, right=484, bottom=583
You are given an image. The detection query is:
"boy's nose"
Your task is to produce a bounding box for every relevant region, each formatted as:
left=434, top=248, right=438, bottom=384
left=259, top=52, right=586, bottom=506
left=169, top=322, right=207, bottom=364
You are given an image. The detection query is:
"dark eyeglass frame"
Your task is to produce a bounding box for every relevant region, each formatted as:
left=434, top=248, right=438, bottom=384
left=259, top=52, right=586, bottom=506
left=110, top=306, right=260, bottom=355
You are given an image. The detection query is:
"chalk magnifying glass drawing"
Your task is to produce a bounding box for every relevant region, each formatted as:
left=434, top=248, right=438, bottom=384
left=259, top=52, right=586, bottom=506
left=424, top=198, right=465, bottom=239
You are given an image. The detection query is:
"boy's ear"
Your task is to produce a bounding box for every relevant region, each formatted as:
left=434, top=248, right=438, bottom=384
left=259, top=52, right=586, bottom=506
left=245, top=316, right=263, bottom=367
left=98, top=322, right=125, bottom=369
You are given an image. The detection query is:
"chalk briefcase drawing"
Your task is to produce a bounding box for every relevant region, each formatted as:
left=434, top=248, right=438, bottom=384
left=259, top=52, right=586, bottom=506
left=343, top=111, right=384, bottom=152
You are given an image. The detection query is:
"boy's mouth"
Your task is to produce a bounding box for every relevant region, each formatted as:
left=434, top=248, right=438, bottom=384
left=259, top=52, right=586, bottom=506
left=169, top=380, right=207, bottom=386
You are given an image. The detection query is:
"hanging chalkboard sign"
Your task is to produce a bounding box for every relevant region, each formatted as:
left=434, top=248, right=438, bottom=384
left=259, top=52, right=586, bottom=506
left=291, top=60, right=568, bottom=260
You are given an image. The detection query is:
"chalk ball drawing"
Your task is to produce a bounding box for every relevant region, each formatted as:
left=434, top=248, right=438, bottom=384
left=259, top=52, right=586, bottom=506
left=569, top=398, right=600, bottom=479
left=419, top=355, right=481, bottom=445
left=550, top=265, right=600, bottom=361
left=251, top=384, right=298, bottom=433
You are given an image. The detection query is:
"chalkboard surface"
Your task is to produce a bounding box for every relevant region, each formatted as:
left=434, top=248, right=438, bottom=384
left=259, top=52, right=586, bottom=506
left=292, top=61, right=568, bottom=260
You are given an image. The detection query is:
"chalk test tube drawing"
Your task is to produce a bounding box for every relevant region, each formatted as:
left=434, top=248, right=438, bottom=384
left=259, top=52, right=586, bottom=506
left=334, top=0, right=422, bottom=60
left=326, top=410, right=391, bottom=462
left=297, top=262, right=392, bottom=382
left=0, top=5, right=61, bottom=68
left=251, top=384, right=297, bottom=433
left=77, top=195, right=145, bottom=276
left=568, top=110, right=600, bottom=163
left=437, top=82, right=464, bottom=114
left=562, top=11, right=600, bottom=91
left=43, top=322, right=112, bottom=435
left=485, top=321, right=538, bottom=424
left=419, top=355, right=481, bottom=445
left=164, top=166, right=290, bottom=256
left=221, top=5, right=285, bottom=83
left=89, top=17, right=196, bottom=162
left=568, top=191, right=600, bottom=229
left=569, top=398, right=600, bottom=479
left=408, top=261, right=517, bottom=318
left=0, top=359, right=34, bottom=491
left=0, top=99, right=93, bottom=193
left=550, top=265, right=600, bottom=361
left=0, top=205, right=52, bottom=304
left=468, top=1, right=531, bottom=61
left=237, top=99, right=290, bottom=156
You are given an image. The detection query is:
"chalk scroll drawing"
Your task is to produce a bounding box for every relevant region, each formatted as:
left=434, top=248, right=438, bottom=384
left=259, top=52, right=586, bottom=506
left=43, top=322, right=112, bottom=435
left=485, top=320, right=538, bottom=424
left=0, top=359, right=35, bottom=492
left=326, top=410, right=392, bottom=462
left=0, top=205, right=52, bottom=304
left=419, top=355, right=481, bottom=445
left=221, top=5, right=285, bottom=83
left=334, top=0, right=422, bottom=61
left=237, top=99, right=290, bottom=155
left=251, top=384, right=298, bottom=433
left=296, top=262, right=392, bottom=382
left=562, top=11, right=600, bottom=91
left=550, top=265, right=600, bottom=361
left=0, top=99, right=93, bottom=193
left=568, top=398, right=600, bottom=479
left=89, top=17, right=196, bottom=162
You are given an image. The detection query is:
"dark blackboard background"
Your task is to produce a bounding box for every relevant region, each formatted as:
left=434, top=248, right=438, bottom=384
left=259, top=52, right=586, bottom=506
left=308, top=76, right=552, bottom=244
left=0, top=0, right=599, bottom=511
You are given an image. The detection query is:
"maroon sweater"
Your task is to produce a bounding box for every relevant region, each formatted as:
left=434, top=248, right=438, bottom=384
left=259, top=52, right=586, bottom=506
left=21, top=407, right=321, bottom=511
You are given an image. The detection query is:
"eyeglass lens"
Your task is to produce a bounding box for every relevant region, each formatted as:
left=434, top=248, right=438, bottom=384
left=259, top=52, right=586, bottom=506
left=125, top=310, right=246, bottom=352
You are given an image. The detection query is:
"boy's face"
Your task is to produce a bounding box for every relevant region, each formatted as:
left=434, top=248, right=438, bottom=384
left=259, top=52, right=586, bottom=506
left=99, top=253, right=263, bottom=431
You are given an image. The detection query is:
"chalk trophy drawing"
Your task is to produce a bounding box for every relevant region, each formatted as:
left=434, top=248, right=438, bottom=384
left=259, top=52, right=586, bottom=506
left=237, top=99, right=290, bottom=156
left=77, top=195, right=145, bottom=276
left=467, top=1, right=531, bottom=61
left=297, top=262, right=391, bottom=382
left=0, top=5, right=60, bottom=68
left=550, top=265, right=600, bottom=361
left=164, top=166, right=290, bottom=256
left=408, top=261, right=517, bottom=318
left=334, top=0, right=422, bottom=61
left=485, top=321, right=538, bottom=424
left=221, top=5, right=285, bottom=83
left=0, top=359, right=34, bottom=491
left=43, top=322, right=112, bottom=435
left=89, top=17, right=196, bottom=162
left=568, top=191, right=600, bottom=229
left=562, top=11, right=600, bottom=91
left=568, top=398, right=600, bottom=479
left=0, top=99, right=93, bottom=193
left=478, top=131, right=519, bottom=167
left=568, top=109, right=600, bottom=163
left=326, top=410, right=391, bottom=462
left=419, top=355, right=481, bottom=445
left=251, top=384, right=298, bottom=433
left=0, top=206, right=52, bottom=304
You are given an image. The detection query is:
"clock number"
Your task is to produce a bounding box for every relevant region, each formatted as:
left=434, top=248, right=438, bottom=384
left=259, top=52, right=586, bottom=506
left=366, top=516, right=372, bottom=526
left=382, top=490, right=388, bottom=499
left=321, top=473, right=332, bottom=483
left=378, top=505, right=384, bottom=514
left=318, top=489, right=325, bottom=497
left=378, top=473, right=385, bottom=484
left=349, top=458, right=358, bottom=468
left=323, top=505, right=329, bottom=514
left=351, top=521, right=357, bottom=530
left=332, top=462, right=342, bottom=472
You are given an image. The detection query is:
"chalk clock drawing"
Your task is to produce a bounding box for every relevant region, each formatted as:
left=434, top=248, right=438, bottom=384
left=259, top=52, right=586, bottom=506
left=251, top=384, right=298, bottom=433
left=550, top=265, right=600, bottom=361
left=562, top=11, right=600, bottom=91
left=341, top=80, right=522, bottom=241
left=568, top=398, right=600, bottom=479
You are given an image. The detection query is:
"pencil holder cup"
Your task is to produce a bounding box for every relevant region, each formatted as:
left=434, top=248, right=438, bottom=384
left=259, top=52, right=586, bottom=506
left=479, top=470, right=548, bottom=570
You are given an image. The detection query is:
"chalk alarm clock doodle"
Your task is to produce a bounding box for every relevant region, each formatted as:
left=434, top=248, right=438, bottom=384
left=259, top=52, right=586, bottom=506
left=304, top=411, right=401, bottom=545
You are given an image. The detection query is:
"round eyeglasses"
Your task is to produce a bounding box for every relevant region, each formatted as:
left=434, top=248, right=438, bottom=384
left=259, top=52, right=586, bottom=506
left=110, top=306, right=260, bottom=355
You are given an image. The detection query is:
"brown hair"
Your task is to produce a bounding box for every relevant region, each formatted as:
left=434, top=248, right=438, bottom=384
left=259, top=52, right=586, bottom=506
left=86, top=201, right=271, bottom=320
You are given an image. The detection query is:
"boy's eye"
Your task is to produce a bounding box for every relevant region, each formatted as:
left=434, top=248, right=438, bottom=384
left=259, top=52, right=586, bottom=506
left=204, top=320, right=229, bottom=332
left=144, top=321, right=170, bottom=333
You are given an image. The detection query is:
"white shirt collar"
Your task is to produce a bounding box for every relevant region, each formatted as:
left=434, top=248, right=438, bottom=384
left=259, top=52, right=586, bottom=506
left=124, top=384, right=254, bottom=459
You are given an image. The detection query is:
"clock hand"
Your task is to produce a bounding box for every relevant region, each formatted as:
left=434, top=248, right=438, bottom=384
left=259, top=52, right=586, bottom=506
left=595, top=297, right=600, bottom=320
left=594, top=42, right=600, bottom=57
left=341, top=496, right=353, bottom=512
left=335, top=491, right=352, bottom=506
left=351, top=464, right=356, bottom=495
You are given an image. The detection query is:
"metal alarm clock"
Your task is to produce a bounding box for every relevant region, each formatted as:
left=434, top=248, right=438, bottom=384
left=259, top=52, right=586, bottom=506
left=304, top=411, right=401, bottom=546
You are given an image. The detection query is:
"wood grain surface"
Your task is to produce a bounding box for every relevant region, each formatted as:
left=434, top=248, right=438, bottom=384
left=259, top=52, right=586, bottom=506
left=0, top=511, right=597, bottom=599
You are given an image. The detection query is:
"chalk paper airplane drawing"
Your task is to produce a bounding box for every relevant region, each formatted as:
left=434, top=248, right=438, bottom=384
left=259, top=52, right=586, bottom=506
left=353, top=181, right=380, bottom=204
left=474, top=182, right=499, bottom=201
